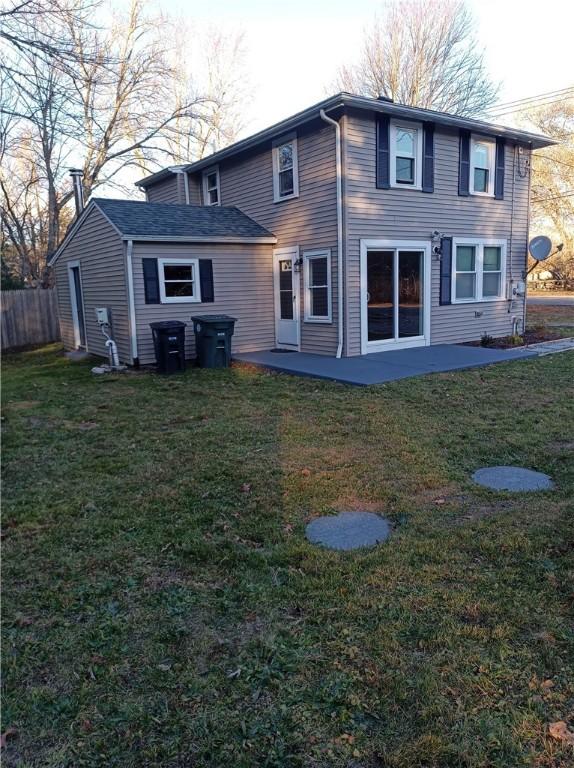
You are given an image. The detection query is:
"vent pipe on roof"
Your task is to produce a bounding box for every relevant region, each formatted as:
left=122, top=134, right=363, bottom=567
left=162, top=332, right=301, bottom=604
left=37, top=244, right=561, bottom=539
left=377, top=94, right=394, bottom=103
left=69, top=168, right=84, bottom=218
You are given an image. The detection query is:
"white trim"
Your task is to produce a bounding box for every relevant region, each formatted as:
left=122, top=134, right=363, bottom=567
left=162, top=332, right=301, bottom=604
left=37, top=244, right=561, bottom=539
left=470, top=134, right=496, bottom=197
left=202, top=165, right=221, bottom=206
left=120, top=235, right=277, bottom=244
left=273, top=246, right=301, bottom=349
left=272, top=134, right=299, bottom=203
left=125, top=240, right=138, bottom=363
left=451, top=237, right=507, bottom=303
left=360, top=239, right=431, bottom=355
left=390, top=120, right=423, bottom=190
left=67, top=260, right=88, bottom=350
left=157, top=258, right=202, bottom=304
left=303, top=249, right=332, bottom=323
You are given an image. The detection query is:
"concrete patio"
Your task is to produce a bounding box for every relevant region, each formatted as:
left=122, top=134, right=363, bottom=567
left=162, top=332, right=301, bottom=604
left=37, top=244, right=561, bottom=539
left=235, top=344, right=538, bottom=386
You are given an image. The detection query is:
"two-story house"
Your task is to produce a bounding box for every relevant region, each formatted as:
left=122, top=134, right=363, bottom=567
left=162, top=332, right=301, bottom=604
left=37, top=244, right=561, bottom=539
left=50, top=92, right=554, bottom=366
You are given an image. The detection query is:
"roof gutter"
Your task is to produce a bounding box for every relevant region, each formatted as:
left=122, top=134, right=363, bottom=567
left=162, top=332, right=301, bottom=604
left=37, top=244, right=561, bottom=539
left=319, top=109, right=344, bottom=358
left=119, top=234, right=277, bottom=244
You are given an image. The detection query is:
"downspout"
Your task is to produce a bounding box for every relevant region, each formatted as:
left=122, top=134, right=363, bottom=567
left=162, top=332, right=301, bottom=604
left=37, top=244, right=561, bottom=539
left=522, top=143, right=533, bottom=335
left=174, top=169, right=190, bottom=205
left=319, top=109, right=344, bottom=358
left=125, top=239, right=139, bottom=366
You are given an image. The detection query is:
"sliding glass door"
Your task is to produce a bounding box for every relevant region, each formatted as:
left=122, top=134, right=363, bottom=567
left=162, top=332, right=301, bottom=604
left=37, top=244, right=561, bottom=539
left=364, top=246, right=426, bottom=352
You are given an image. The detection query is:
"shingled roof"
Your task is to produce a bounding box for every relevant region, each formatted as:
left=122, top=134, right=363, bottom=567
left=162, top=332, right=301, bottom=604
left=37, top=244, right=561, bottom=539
left=93, top=198, right=276, bottom=241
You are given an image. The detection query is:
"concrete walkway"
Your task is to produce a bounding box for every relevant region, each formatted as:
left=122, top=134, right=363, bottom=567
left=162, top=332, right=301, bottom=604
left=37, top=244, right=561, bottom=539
left=235, top=344, right=537, bottom=386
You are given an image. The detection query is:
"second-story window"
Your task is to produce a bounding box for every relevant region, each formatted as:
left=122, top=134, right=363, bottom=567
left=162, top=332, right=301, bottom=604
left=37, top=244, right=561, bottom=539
left=273, top=135, right=299, bottom=202
left=470, top=137, right=495, bottom=196
left=390, top=121, right=422, bottom=189
left=202, top=167, right=220, bottom=206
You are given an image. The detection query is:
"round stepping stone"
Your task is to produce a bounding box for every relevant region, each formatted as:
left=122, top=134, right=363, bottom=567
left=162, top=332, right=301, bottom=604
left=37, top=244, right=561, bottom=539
left=306, top=511, right=391, bottom=551
left=472, top=466, right=553, bottom=492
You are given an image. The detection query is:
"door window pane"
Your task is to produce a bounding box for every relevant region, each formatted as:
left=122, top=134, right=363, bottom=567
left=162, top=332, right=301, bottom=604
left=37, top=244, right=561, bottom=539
left=367, top=250, right=394, bottom=341
left=279, top=260, right=293, bottom=319
left=398, top=251, right=423, bottom=338
left=456, top=273, right=476, bottom=299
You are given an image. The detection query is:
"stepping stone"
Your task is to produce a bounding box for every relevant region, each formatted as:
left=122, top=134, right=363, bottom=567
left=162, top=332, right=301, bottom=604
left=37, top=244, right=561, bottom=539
left=306, top=511, right=391, bottom=551
left=472, top=466, right=554, bottom=492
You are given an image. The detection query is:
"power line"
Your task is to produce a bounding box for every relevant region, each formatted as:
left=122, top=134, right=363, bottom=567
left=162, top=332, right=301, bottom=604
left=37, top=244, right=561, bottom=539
left=483, top=86, right=574, bottom=115
left=535, top=154, right=574, bottom=170
left=487, top=95, right=574, bottom=120
left=532, top=190, right=574, bottom=203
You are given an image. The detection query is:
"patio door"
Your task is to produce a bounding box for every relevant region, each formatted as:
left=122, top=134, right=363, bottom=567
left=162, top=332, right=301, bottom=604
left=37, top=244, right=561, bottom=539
left=273, top=247, right=300, bottom=349
left=360, top=240, right=430, bottom=354
left=68, top=260, right=87, bottom=349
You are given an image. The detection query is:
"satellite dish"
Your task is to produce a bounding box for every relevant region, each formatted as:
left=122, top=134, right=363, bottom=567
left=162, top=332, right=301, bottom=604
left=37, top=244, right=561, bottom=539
left=529, top=235, right=553, bottom=261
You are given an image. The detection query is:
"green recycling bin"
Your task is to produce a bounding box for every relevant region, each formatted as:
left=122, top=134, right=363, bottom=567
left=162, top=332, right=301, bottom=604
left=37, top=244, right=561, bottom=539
left=191, top=315, right=237, bottom=368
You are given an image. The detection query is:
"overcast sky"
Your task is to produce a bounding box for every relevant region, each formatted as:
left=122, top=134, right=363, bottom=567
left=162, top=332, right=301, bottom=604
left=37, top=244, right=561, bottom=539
left=161, top=0, right=574, bottom=135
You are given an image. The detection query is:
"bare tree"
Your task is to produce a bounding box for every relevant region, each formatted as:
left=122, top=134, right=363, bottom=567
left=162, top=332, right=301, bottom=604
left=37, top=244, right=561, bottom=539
left=334, top=0, right=498, bottom=117
left=527, top=99, right=574, bottom=286
left=0, top=0, right=247, bottom=285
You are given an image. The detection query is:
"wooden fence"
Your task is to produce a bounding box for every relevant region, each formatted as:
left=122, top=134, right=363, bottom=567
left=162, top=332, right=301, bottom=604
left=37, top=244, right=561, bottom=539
left=1, top=288, right=60, bottom=350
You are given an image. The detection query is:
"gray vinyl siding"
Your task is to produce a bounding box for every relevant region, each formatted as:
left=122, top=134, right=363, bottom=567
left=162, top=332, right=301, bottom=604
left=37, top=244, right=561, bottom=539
left=146, top=174, right=182, bottom=204
left=131, top=242, right=274, bottom=365
left=190, top=121, right=339, bottom=355
left=344, top=111, right=529, bottom=355
left=53, top=207, right=132, bottom=362
left=145, top=173, right=202, bottom=205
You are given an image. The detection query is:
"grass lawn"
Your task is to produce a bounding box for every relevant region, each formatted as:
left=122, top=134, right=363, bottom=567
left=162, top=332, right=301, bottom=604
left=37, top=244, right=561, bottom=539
left=2, top=346, right=574, bottom=767
left=526, top=305, right=574, bottom=339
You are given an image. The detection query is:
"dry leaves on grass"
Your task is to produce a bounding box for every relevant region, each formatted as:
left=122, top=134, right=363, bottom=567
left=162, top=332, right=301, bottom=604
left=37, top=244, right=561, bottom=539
left=549, top=721, right=574, bottom=746
left=1, top=728, right=17, bottom=748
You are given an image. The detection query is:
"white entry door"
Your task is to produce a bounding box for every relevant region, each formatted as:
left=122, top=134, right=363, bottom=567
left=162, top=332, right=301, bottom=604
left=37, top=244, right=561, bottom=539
left=273, top=247, right=300, bottom=349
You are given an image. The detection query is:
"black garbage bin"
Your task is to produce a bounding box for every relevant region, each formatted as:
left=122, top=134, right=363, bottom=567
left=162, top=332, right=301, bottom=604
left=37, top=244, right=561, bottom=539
left=191, top=315, right=237, bottom=368
left=150, top=321, right=187, bottom=374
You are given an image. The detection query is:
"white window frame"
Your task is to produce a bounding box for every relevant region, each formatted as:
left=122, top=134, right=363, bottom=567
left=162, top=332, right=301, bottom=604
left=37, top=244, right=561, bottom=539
left=272, top=133, right=299, bottom=203
left=303, top=249, right=332, bottom=323
left=390, top=120, right=423, bottom=190
left=451, top=238, right=507, bottom=303
left=158, top=258, right=201, bottom=304
left=202, top=166, right=220, bottom=206
left=470, top=135, right=495, bottom=197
